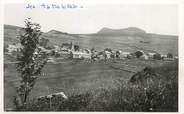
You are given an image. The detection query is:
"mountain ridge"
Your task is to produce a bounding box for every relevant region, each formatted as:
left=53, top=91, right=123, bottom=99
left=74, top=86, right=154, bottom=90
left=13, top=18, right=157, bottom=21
left=4, top=24, right=178, bottom=37
left=97, top=27, right=147, bottom=35
left=47, top=30, right=69, bottom=35
left=4, top=24, right=178, bottom=56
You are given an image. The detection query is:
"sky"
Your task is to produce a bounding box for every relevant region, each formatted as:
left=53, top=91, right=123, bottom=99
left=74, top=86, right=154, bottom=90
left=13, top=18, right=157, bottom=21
left=4, top=3, right=178, bottom=35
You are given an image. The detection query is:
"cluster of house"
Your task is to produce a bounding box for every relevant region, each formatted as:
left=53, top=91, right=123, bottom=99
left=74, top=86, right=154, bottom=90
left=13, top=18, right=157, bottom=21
left=5, top=43, right=22, bottom=56
left=5, top=43, right=178, bottom=62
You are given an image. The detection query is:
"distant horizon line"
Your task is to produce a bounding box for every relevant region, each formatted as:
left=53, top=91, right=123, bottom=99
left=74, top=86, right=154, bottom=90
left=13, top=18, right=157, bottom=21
left=4, top=24, right=178, bottom=36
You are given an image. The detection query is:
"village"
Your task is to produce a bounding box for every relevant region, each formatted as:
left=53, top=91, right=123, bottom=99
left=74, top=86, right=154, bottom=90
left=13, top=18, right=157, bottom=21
left=5, top=41, right=178, bottom=63
left=4, top=41, right=178, bottom=106
left=3, top=2, right=179, bottom=111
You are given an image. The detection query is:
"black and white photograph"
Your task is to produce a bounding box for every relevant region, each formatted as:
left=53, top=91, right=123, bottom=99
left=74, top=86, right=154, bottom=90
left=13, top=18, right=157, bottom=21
left=3, top=1, right=180, bottom=112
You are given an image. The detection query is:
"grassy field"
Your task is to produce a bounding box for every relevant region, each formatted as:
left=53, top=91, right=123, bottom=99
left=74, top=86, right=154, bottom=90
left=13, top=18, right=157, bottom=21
left=4, top=58, right=172, bottom=110
left=4, top=24, right=178, bottom=111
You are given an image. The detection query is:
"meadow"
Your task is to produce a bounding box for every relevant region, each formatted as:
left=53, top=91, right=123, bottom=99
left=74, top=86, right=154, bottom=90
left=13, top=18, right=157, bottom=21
left=4, top=58, right=174, bottom=110
left=4, top=24, right=178, bottom=111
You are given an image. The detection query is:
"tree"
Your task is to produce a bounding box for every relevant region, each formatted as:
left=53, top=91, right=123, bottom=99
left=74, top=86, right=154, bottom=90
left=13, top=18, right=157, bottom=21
left=104, top=48, right=112, bottom=52
left=4, top=44, right=9, bottom=53
left=110, top=53, right=115, bottom=59
left=153, top=53, right=161, bottom=60
left=134, top=51, right=143, bottom=58
left=91, top=48, right=95, bottom=52
left=15, top=18, right=47, bottom=108
left=116, top=51, right=120, bottom=58
left=167, top=53, right=173, bottom=58
left=39, top=37, right=50, bottom=48
left=69, top=42, right=73, bottom=49
left=90, top=48, right=96, bottom=60
left=74, top=45, right=79, bottom=51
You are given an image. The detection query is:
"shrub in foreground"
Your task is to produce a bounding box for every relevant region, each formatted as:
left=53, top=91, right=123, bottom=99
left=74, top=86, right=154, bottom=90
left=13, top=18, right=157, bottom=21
left=14, top=61, right=178, bottom=112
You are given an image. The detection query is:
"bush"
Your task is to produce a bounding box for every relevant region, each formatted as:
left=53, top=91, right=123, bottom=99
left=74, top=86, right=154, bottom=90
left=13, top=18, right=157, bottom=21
left=134, top=51, right=143, bottom=58
left=15, top=61, right=178, bottom=112
left=153, top=53, right=161, bottom=60
left=4, top=44, right=9, bottom=53
left=167, top=53, right=173, bottom=58
left=58, top=92, right=92, bottom=111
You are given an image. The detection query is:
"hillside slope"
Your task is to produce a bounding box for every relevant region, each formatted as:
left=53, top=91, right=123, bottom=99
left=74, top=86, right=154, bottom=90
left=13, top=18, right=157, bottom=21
left=4, top=25, right=22, bottom=45
left=4, top=24, right=178, bottom=55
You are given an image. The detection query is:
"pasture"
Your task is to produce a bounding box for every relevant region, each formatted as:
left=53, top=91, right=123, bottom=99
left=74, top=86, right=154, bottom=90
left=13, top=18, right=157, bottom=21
left=4, top=58, right=172, bottom=109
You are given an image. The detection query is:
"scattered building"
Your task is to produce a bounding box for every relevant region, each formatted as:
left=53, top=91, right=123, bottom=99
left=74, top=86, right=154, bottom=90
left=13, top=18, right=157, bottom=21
left=104, top=50, right=111, bottom=59
left=140, top=54, right=149, bottom=60
left=163, top=57, right=175, bottom=61
left=174, top=56, right=178, bottom=59
left=98, top=54, right=105, bottom=60
left=161, top=54, right=167, bottom=58
left=119, top=52, right=131, bottom=59
left=71, top=51, right=91, bottom=59
left=38, top=46, right=52, bottom=55
left=7, top=43, right=22, bottom=54
left=47, top=57, right=55, bottom=63
left=7, top=42, right=177, bottom=62
left=148, top=52, right=156, bottom=58
left=53, top=45, right=61, bottom=52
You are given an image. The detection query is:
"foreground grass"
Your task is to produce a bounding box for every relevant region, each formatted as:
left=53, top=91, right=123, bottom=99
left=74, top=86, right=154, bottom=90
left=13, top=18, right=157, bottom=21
left=13, top=60, right=178, bottom=112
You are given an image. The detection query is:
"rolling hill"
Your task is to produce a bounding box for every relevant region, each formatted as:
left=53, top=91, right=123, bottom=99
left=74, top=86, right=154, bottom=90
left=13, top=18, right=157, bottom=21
left=97, top=27, right=146, bottom=35
left=4, top=24, right=178, bottom=111
left=4, top=24, right=178, bottom=55
left=4, top=25, right=22, bottom=45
